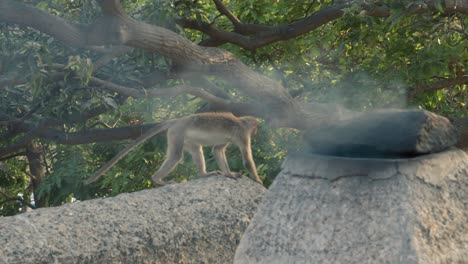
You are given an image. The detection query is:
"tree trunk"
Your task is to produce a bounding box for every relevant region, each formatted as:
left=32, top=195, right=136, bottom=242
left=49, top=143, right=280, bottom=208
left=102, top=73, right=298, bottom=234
left=26, top=143, right=46, bottom=208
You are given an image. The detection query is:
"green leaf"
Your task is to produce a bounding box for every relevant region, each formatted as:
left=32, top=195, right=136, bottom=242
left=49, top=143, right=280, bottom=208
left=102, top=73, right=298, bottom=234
left=103, top=97, right=118, bottom=109
left=436, top=89, right=444, bottom=101
left=433, top=0, right=444, bottom=13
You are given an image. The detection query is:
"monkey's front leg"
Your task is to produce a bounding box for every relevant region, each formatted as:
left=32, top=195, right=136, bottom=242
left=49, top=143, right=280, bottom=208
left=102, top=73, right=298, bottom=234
left=238, top=140, right=263, bottom=184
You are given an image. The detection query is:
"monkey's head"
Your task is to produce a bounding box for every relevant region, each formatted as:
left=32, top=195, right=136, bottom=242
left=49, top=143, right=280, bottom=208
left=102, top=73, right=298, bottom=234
left=240, top=116, right=258, bottom=135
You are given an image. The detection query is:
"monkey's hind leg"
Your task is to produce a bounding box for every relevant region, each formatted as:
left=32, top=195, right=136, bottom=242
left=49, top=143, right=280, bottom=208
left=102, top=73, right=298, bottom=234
left=184, top=142, right=208, bottom=177
left=151, top=130, right=184, bottom=186
left=185, top=143, right=230, bottom=179
left=211, top=144, right=242, bottom=180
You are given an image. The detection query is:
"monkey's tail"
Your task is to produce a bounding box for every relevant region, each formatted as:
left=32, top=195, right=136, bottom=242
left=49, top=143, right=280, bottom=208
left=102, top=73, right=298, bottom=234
left=84, top=121, right=174, bottom=185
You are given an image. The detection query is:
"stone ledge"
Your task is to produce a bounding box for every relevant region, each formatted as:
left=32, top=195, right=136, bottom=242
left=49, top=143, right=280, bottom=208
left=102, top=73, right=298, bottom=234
left=235, top=149, right=468, bottom=264
left=0, top=176, right=265, bottom=264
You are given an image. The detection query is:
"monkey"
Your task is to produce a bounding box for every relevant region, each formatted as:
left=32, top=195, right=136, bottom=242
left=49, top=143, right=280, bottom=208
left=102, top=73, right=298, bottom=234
left=84, top=112, right=262, bottom=186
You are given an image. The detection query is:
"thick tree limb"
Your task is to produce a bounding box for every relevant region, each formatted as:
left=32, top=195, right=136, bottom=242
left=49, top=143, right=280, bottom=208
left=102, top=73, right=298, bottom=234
left=179, top=3, right=350, bottom=49
left=408, top=0, right=468, bottom=14
left=89, top=77, right=267, bottom=117
left=90, top=77, right=229, bottom=106
left=181, top=1, right=467, bottom=49
left=0, top=0, right=334, bottom=131
left=0, top=123, right=160, bottom=158
left=0, top=101, right=122, bottom=159
left=0, top=120, right=52, bottom=160
left=26, top=143, right=46, bottom=207
left=410, top=76, right=468, bottom=98
left=0, top=0, right=302, bottom=120
left=180, top=2, right=390, bottom=49
left=0, top=152, right=27, bottom=162
left=41, top=123, right=160, bottom=145
left=0, top=0, right=88, bottom=46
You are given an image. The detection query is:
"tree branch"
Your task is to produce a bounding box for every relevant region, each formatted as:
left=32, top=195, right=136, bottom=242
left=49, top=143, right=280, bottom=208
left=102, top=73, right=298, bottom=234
left=0, top=152, right=27, bottom=162
left=180, top=3, right=348, bottom=49
left=0, top=99, right=124, bottom=159
left=0, top=120, right=52, bottom=160
left=89, top=76, right=230, bottom=105
left=410, top=76, right=468, bottom=98
left=212, top=0, right=241, bottom=26
left=0, top=0, right=320, bottom=130
left=179, top=2, right=390, bottom=50
left=89, top=76, right=264, bottom=117
left=0, top=0, right=88, bottom=46
left=41, top=123, right=159, bottom=145
left=408, top=0, right=468, bottom=15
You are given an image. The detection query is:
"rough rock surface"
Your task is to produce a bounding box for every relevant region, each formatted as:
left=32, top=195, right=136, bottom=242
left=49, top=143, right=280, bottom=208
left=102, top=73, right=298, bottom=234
left=0, top=176, right=265, bottom=264
left=304, top=109, right=458, bottom=158
left=234, top=148, right=468, bottom=264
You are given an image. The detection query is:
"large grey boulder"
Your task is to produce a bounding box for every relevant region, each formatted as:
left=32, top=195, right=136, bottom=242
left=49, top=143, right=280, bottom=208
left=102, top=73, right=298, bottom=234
left=303, top=109, right=458, bottom=158
left=0, top=176, right=265, bottom=264
left=234, top=149, right=468, bottom=264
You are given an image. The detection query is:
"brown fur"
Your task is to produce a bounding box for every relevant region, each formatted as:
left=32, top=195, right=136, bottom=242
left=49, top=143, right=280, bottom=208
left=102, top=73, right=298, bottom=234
left=84, top=112, right=262, bottom=185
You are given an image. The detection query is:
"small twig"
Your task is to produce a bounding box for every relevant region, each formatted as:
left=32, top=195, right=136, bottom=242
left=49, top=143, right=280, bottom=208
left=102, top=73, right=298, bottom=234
left=212, top=0, right=241, bottom=26
left=88, top=120, right=114, bottom=129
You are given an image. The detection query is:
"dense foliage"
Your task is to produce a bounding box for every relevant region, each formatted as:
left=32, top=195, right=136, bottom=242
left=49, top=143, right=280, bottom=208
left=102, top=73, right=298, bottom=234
left=0, top=0, right=466, bottom=215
